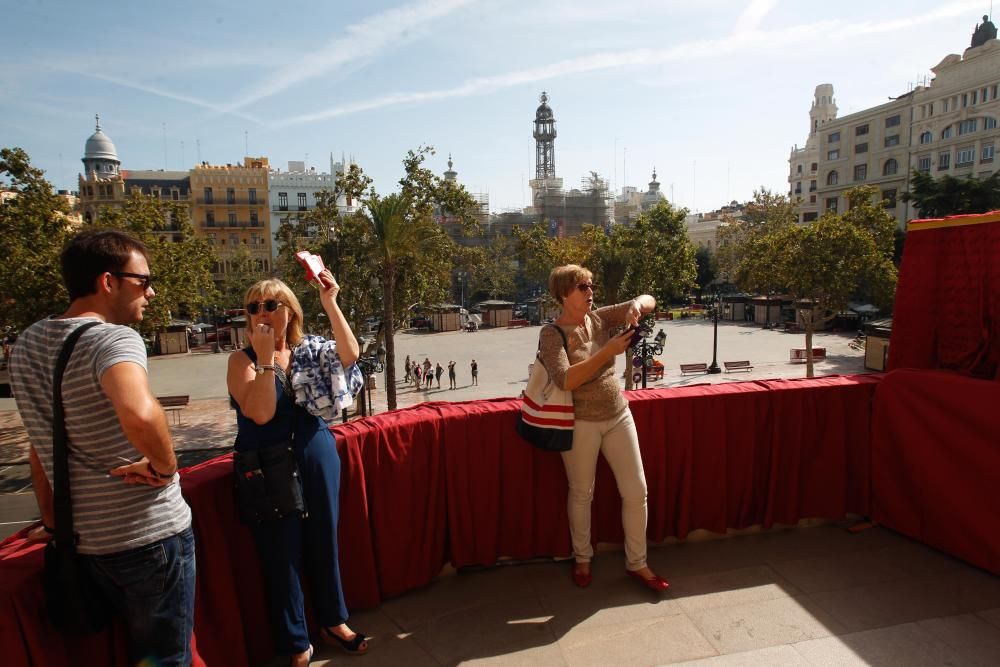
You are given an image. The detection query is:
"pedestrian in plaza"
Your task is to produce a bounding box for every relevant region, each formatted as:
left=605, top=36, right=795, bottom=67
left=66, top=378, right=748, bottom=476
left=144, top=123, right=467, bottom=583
left=422, top=357, right=432, bottom=379
left=227, top=273, right=369, bottom=666
left=435, top=362, right=444, bottom=389
left=424, top=362, right=434, bottom=389
left=448, top=360, right=457, bottom=389
left=471, top=359, right=479, bottom=385
left=413, top=363, right=422, bottom=389
left=403, top=354, right=411, bottom=382
left=9, top=229, right=195, bottom=665
left=538, top=264, right=668, bottom=593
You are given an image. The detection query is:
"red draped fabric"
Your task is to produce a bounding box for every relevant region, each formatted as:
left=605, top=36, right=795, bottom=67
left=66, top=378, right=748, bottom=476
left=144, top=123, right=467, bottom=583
left=872, top=369, right=1000, bottom=574
left=888, top=210, right=1000, bottom=379
left=0, top=376, right=879, bottom=666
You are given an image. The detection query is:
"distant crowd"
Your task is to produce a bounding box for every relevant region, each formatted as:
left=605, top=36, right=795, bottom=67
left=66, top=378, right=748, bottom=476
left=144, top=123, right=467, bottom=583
left=403, top=355, right=478, bottom=390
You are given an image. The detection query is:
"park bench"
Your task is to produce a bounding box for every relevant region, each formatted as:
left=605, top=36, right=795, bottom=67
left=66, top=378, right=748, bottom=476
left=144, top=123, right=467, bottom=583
left=789, top=348, right=827, bottom=363
left=507, top=319, right=529, bottom=328
left=679, top=363, right=708, bottom=375
left=723, top=360, right=753, bottom=373
left=157, top=395, right=190, bottom=425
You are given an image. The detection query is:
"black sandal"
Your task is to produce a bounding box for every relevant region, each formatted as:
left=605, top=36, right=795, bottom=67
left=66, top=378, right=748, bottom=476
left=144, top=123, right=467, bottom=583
left=321, top=627, right=369, bottom=655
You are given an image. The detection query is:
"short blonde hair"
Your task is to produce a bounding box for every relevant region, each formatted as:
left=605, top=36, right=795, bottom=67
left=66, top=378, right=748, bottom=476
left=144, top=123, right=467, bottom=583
left=244, top=278, right=305, bottom=346
left=548, top=264, right=592, bottom=304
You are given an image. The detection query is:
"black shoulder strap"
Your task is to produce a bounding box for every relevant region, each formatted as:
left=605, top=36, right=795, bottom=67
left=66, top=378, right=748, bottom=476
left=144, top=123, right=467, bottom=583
left=543, top=323, right=569, bottom=353
left=51, top=321, right=102, bottom=546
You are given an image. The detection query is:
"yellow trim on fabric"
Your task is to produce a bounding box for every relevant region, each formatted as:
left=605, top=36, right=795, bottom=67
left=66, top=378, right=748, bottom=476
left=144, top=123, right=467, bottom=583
left=908, top=211, right=1000, bottom=232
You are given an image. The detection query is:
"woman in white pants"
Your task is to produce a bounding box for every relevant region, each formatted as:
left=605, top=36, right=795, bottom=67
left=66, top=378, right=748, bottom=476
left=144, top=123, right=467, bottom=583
left=537, top=264, right=669, bottom=592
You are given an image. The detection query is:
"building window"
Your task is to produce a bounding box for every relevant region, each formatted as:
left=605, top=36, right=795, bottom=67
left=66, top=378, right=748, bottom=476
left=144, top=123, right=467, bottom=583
left=204, top=187, right=213, bottom=204
left=278, top=192, right=288, bottom=211
left=797, top=164, right=802, bottom=174
left=826, top=170, right=839, bottom=186
left=809, top=180, right=817, bottom=192
left=943, top=99, right=950, bottom=112
left=959, top=119, right=977, bottom=135
left=983, top=143, right=995, bottom=163
left=803, top=211, right=818, bottom=222
left=825, top=197, right=838, bottom=213
left=810, top=162, right=817, bottom=172
left=250, top=211, right=259, bottom=226
left=941, top=126, right=953, bottom=140
left=853, top=164, right=868, bottom=181
left=884, top=134, right=900, bottom=147
left=962, top=93, right=968, bottom=108
left=919, top=131, right=932, bottom=144
left=828, top=131, right=841, bottom=143
left=794, top=182, right=802, bottom=194
left=248, top=188, right=257, bottom=204
left=809, top=194, right=817, bottom=204
left=918, top=155, right=932, bottom=172
left=228, top=211, right=237, bottom=225
left=226, top=188, right=235, bottom=204
left=855, top=124, right=869, bottom=136
left=229, top=234, right=239, bottom=246
left=855, top=142, right=868, bottom=154
left=297, top=192, right=307, bottom=210
left=206, top=210, right=215, bottom=227
left=827, top=149, right=840, bottom=160
left=172, top=189, right=179, bottom=201
left=993, top=85, right=999, bottom=100
left=882, top=189, right=897, bottom=208
left=207, top=234, right=216, bottom=245
left=883, top=158, right=899, bottom=176
left=956, top=147, right=975, bottom=167
left=938, top=152, right=951, bottom=170
left=986, top=117, right=998, bottom=130
left=885, top=115, right=901, bottom=128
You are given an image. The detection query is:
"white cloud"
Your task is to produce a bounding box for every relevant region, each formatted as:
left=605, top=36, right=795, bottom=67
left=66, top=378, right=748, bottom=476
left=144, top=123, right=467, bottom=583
left=733, top=0, right=778, bottom=33
left=279, top=0, right=981, bottom=126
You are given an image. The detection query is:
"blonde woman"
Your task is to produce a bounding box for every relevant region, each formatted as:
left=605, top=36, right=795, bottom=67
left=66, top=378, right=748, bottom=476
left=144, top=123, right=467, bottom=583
left=537, top=264, right=669, bottom=592
left=227, top=272, right=369, bottom=666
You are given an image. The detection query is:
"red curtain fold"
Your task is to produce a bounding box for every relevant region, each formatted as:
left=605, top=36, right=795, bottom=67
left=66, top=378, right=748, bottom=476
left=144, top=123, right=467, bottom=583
left=0, top=376, right=881, bottom=666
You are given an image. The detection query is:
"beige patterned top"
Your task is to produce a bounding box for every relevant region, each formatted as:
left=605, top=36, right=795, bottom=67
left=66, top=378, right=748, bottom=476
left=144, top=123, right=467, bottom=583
left=538, top=301, right=633, bottom=422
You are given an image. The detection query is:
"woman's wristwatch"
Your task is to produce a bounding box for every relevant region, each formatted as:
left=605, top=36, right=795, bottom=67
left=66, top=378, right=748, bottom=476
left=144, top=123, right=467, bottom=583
left=254, top=363, right=275, bottom=375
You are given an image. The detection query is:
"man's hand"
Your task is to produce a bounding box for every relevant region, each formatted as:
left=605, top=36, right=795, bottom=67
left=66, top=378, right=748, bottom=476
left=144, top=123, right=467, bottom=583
left=25, top=524, right=53, bottom=544
left=110, top=458, right=172, bottom=487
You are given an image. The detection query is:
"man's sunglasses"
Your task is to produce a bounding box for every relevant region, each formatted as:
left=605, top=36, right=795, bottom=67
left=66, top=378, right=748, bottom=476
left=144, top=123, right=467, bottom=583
left=576, top=282, right=598, bottom=292
left=110, top=272, right=153, bottom=290
left=246, top=299, right=285, bottom=315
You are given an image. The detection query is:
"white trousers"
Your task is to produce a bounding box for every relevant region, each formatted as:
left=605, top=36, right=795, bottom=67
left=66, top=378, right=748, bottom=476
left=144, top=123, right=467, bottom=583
left=561, top=408, right=648, bottom=571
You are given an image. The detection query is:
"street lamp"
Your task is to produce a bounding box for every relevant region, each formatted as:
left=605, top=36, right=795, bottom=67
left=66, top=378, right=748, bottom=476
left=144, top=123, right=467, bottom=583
left=457, top=271, right=467, bottom=308
left=707, top=290, right=722, bottom=374
left=630, top=320, right=667, bottom=389
left=211, top=305, right=221, bottom=354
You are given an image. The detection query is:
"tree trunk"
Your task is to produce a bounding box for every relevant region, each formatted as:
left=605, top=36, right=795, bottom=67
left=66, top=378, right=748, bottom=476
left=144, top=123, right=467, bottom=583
left=382, top=268, right=397, bottom=411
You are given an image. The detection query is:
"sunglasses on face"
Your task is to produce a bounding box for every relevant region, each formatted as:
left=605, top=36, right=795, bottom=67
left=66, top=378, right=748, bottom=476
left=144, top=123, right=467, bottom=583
left=110, top=272, right=153, bottom=290
left=576, top=282, right=598, bottom=293
left=246, top=299, right=285, bottom=315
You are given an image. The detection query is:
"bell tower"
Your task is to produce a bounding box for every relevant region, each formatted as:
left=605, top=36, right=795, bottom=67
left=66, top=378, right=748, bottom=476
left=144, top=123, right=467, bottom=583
left=533, top=91, right=557, bottom=179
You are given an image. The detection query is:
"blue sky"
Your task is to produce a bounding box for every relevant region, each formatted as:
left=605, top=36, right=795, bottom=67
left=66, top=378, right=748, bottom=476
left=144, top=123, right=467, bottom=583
left=2, top=0, right=992, bottom=212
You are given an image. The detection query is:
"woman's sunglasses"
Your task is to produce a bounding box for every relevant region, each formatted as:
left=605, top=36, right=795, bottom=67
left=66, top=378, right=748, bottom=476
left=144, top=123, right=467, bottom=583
left=246, top=299, right=285, bottom=315
left=576, top=282, right=598, bottom=292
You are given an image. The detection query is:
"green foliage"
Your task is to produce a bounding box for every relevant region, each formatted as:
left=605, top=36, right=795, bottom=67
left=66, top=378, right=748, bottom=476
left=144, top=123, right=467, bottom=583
left=902, top=169, right=1000, bottom=218
left=474, top=233, right=517, bottom=300
left=0, top=147, right=74, bottom=330
left=716, top=187, right=797, bottom=293
left=695, top=245, right=718, bottom=293
left=218, top=243, right=264, bottom=310
left=615, top=201, right=697, bottom=307
left=95, top=192, right=219, bottom=333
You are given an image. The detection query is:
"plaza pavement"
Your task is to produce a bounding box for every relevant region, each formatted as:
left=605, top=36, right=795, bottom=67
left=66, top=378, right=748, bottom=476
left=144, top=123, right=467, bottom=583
left=3, top=320, right=1000, bottom=665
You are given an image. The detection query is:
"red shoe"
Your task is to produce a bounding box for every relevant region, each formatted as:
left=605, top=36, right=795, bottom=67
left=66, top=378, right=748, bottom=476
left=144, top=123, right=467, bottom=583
left=627, top=568, right=669, bottom=592
left=571, top=564, right=592, bottom=588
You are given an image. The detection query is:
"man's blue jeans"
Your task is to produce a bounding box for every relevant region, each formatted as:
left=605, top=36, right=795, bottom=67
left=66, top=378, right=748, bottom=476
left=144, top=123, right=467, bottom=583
left=85, top=526, right=196, bottom=666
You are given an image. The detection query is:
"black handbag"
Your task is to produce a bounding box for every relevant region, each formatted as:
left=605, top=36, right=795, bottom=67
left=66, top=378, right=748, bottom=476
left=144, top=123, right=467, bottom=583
left=233, top=441, right=308, bottom=524
left=43, top=320, right=112, bottom=635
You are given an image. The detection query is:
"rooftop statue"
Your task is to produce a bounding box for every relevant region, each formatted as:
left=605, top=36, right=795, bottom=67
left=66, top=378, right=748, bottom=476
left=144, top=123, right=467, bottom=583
left=971, top=14, right=997, bottom=48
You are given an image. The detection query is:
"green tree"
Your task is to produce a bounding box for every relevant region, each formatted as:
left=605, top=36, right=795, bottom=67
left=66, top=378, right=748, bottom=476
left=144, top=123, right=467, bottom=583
left=0, top=148, right=73, bottom=331
left=616, top=201, right=697, bottom=307
left=716, top=188, right=797, bottom=293
left=902, top=169, right=1000, bottom=218
left=694, top=245, right=718, bottom=297
left=473, top=233, right=517, bottom=300
left=218, top=243, right=265, bottom=310
left=340, top=147, right=481, bottom=411
left=96, top=192, right=218, bottom=333
left=767, top=186, right=897, bottom=377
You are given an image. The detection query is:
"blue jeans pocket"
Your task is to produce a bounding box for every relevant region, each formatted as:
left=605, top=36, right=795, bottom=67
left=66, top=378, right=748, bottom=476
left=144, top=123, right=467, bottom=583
left=93, top=541, right=168, bottom=598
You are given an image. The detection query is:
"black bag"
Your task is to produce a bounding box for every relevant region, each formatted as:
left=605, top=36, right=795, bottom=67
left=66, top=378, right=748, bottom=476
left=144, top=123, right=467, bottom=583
left=44, top=321, right=112, bottom=635
left=233, top=441, right=308, bottom=524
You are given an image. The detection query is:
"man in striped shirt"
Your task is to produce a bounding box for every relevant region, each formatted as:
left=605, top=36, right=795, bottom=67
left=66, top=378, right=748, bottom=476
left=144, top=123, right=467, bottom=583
left=10, top=229, right=195, bottom=666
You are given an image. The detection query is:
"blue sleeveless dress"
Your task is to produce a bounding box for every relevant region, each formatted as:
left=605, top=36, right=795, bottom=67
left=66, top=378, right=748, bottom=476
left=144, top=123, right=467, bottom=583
left=231, top=346, right=349, bottom=654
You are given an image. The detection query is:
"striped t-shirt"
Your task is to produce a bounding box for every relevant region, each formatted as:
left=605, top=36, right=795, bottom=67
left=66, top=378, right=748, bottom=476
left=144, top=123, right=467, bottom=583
left=10, top=316, right=191, bottom=555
